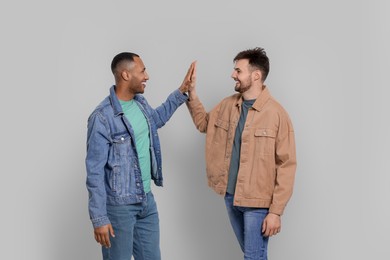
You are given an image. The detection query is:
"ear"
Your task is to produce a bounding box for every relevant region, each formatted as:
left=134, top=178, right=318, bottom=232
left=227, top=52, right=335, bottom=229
left=121, top=70, right=131, bottom=81
left=253, top=70, right=262, bottom=81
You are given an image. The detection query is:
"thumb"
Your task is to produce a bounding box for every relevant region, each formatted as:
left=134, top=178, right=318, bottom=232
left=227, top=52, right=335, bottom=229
left=109, top=224, right=115, bottom=237
left=262, top=219, right=267, bottom=233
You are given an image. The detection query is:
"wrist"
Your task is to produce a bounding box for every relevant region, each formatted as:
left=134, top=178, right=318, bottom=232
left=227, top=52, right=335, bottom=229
left=178, top=86, right=186, bottom=94
left=188, top=90, right=197, bottom=101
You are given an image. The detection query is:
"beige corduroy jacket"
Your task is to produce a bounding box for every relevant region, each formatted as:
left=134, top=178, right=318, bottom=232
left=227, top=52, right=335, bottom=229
left=187, top=87, right=297, bottom=215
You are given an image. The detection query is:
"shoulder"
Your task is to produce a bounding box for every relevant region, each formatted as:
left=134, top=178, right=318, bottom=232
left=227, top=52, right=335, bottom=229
left=217, top=93, right=240, bottom=107
left=88, top=96, right=111, bottom=121
left=266, top=97, right=294, bottom=129
left=222, top=93, right=240, bottom=102
left=209, top=94, right=240, bottom=117
left=134, top=94, right=148, bottom=106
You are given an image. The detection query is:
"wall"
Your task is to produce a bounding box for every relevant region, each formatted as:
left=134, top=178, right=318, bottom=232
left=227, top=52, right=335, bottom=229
left=1, top=0, right=387, bottom=259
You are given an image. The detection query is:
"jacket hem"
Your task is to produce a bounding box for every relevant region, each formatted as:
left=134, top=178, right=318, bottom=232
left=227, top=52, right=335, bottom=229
left=106, top=195, right=145, bottom=205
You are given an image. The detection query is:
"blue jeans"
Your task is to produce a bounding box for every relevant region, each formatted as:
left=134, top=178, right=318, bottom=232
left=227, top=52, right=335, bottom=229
left=102, top=192, right=161, bottom=260
left=224, top=193, right=269, bottom=260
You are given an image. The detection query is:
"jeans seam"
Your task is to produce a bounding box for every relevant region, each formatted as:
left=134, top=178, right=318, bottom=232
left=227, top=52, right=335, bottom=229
left=134, top=227, right=146, bottom=260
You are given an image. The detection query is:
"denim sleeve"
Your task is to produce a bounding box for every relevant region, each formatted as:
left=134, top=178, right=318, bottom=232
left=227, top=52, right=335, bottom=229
left=148, top=89, right=188, bottom=129
left=85, top=111, right=111, bottom=228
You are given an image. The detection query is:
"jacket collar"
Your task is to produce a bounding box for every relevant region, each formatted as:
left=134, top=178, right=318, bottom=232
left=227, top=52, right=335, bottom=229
left=235, top=85, right=271, bottom=111
left=109, top=85, right=124, bottom=116
left=252, top=86, right=271, bottom=111
left=109, top=85, right=144, bottom=116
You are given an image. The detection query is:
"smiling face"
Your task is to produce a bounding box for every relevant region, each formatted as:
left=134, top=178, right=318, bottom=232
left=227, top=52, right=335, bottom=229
left=231, top=59, right=257, bottom=94
left=126, top=56, right=149, bottom=95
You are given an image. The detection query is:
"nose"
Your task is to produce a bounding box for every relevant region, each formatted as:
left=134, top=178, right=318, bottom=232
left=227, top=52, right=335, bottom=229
left=231, top=71, right=236, bottom=79
left=145, top=71, right=149, bottom=80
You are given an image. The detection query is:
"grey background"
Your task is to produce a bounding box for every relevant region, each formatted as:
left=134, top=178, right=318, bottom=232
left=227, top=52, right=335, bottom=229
left=1, top=0, right=388, bottom=259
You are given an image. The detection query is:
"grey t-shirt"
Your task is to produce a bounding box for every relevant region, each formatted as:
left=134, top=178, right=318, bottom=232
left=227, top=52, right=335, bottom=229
left=226, top=98, right=256, bottom=195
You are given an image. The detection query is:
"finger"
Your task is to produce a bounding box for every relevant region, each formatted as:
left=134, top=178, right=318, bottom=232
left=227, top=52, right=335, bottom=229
left=189, top=61, right=197, bottom=79
left=261, top=220, right=266, bottom=234
left=95, top=231, right=103, bottom=244
left=102, top=233, right=110, bottom=248
left=109, top=225, right=115, bottom=238
left=273, top=226, right=280, bottom=236
left=186, top=63, right=194, bottom=80
left=99, top=233, right=106, bottom=246
left=106, top=235, right=111, bottom=248
left=192, top=61, right=197, bottom=80
left=265, top=224, right=275, bottom=237
left=96, top=234, right=103, bottom=246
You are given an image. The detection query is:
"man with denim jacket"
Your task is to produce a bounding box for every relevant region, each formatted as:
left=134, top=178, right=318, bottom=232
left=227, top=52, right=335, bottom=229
left=86, top=52, right=195, bottom=260
left=187, top=48, right=296, bottom=259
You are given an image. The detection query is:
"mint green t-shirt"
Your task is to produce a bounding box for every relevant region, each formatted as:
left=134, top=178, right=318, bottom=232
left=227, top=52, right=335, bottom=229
left=119, top=99, right=151, bottom=193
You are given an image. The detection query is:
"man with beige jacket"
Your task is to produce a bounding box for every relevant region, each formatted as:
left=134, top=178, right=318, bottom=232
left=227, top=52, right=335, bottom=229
left=187, top=47, right=297, bottom=260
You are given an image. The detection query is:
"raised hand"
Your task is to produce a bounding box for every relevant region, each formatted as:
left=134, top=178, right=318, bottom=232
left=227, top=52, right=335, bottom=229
left=179, top=61, right=196, bottom=93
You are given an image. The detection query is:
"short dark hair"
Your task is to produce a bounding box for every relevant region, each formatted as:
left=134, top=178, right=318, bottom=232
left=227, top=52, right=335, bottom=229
left=234, top=47, right=270, bottom=81
left=111, top=52, right=139, bottom=74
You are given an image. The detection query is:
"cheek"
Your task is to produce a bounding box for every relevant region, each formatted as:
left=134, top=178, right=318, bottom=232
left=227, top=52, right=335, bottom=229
left=247, top=75, right=253, bottom=83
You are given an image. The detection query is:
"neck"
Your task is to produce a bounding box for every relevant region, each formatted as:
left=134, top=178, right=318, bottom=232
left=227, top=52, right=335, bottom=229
left=242, top=83, right=263, bottom=100
left=115, top=83, right=134, bottom=101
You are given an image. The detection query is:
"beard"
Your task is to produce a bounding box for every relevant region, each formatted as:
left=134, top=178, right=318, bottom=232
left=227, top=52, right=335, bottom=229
left=234, top=77, right=251, bottom=93
left=129, top=78, right=146, bottom=94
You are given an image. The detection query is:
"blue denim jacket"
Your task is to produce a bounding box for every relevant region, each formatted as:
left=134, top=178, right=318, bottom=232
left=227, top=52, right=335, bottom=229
left=86, top=86, right=188, bottom=228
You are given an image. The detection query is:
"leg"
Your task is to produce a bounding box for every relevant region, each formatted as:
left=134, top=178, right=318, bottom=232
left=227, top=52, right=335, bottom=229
left=102, top=204, right=139, bottom=260
left=224, top=193, right=245, bottom=252
left=133, top=192, right=161, bottom=260
left=243, top=208, right=269, bottom=260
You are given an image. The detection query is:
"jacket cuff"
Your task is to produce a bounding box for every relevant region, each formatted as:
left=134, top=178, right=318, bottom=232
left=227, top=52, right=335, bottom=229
left=91, top=216, right=110, bottom=228
left=172, top=89, right=189, bottom=103
left=269, top=204, right=285, bottom=216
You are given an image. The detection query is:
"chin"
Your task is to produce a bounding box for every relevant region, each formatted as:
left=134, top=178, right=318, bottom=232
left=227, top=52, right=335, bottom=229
left=235, top=87, right=244, bottom=93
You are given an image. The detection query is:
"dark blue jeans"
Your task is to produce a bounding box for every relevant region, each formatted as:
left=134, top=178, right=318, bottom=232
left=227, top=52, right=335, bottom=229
left=224, top=193, right=269, bottom=260
left=102, top=192, right=161, bottom=260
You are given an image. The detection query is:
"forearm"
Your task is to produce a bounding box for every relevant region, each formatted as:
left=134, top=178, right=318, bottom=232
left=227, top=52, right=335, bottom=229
left=153, top=89, right=188, bottom=128
left=86, top=153, right=110, bottom=228
left=186, top=92, right=209, bottom=133
left=269, top=161, right=296, bottom=215
left=270, top=130, right=297, bottom=215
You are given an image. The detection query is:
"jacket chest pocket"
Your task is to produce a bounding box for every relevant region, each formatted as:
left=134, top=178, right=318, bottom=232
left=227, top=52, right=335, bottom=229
left=112, top=132, right=132, bottom=156
left=213, top=119, right=230, bottom=144
left=254, top=128, right=276, bottom=155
